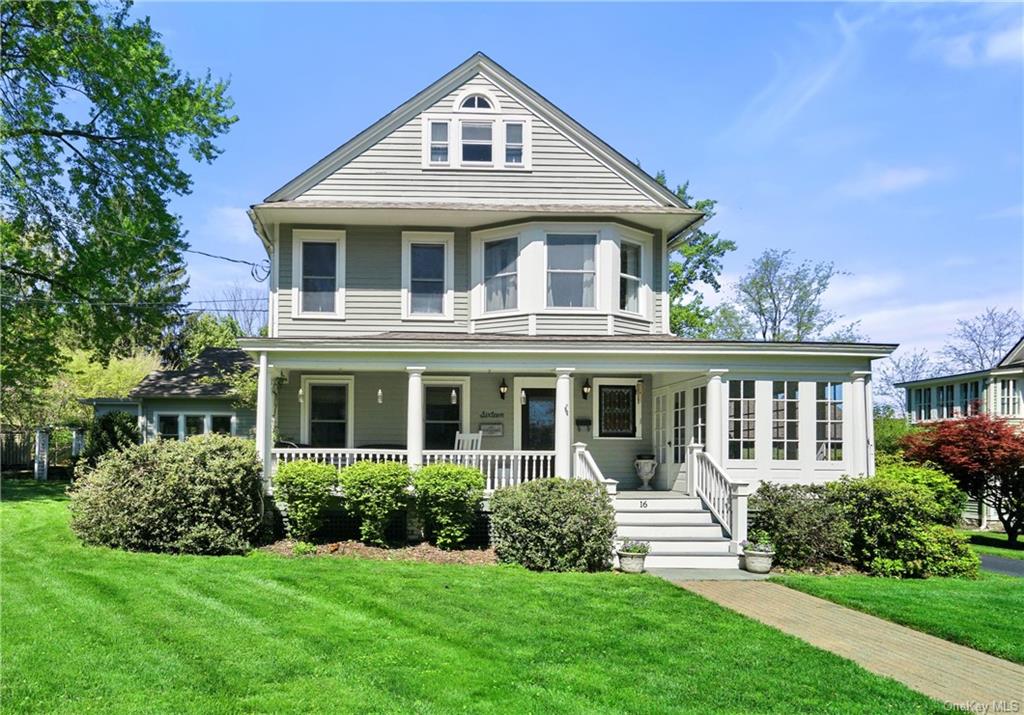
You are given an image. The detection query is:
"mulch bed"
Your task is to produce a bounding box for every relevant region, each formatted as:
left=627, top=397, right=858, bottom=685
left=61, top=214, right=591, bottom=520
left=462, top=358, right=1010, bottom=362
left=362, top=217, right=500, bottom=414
left=263, top=539, right=497, bottom=566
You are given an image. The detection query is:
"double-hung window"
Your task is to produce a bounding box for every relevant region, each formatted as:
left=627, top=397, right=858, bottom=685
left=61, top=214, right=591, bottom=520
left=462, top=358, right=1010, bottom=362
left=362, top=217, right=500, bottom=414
left=1000, top=379, right=1020, bottom=416
left=547, top=234, right=596, bottom=308
left=771, top=381, right=799, bottom=461
left=505, top=122, right=523, bottom=165
left=293, top=230, right=344, bottom=318
left=595, top=379, right=641, bottom=438
left=429, top=121, right=449, bottom=164
left=728, top=380, right=755, bottom=460
left=483, top=237, right=518, bottom=312
left=402, top=232, right=453, bottom=319
left=816, top=382, right=843, bottom=461
left=619, top=241, right=642, bottom=313
left=461, top=122, right=492, bottom=164
left=302, top=376, right=352, bottom=448
left=425, top=385, right=463, bottom=450
left=155, top=413, right=234, bottom=441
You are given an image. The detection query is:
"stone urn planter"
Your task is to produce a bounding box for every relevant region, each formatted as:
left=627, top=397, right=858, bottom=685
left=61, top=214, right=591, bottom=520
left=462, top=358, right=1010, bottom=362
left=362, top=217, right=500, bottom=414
left=617, top=540, right=650, bottom=573
left=743, top=550, right=775, bottom=574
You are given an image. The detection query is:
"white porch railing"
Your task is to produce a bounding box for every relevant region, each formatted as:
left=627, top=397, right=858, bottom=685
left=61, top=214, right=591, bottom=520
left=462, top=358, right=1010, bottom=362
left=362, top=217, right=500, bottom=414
left=272, top=447, right=408, bottom=470
left=423, top=449, right=556, bottom=491
left=573, top=442, right=618, bottom=494
left=687, top=441, right=750, bottom=552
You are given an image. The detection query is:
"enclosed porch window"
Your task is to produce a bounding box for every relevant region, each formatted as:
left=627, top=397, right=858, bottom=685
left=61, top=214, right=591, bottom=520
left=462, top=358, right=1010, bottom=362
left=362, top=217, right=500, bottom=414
left=728, top=380, right=755, bottom=460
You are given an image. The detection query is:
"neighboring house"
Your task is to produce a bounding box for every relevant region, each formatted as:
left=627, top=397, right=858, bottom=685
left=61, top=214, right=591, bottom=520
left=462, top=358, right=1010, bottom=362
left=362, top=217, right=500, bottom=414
left=237, top=52, right=895, bottom=568
left=896, top=335, right=1024, bottom=529
left=84, top=348, right=256, bottom=442
left=897, top=336, right=1024, bottom=425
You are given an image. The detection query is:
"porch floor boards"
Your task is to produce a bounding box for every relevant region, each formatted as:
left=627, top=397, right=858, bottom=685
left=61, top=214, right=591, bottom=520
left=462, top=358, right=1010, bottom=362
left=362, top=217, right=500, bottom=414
left=677, top=581, right=1024, bottom=707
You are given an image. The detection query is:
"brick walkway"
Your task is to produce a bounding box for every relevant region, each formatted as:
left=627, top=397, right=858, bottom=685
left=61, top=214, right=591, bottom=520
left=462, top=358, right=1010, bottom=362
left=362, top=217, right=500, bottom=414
left=678, top=580, right=1024, bottom=709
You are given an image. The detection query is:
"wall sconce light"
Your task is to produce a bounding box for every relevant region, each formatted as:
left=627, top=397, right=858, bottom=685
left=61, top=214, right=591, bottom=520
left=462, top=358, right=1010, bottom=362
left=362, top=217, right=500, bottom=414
left=498, top=378, right=509, bottom=400
left=520, top=389, right=527, bottom=405
left=377, top=388, right=383, bottom=405
left=581, top=378, right=592, bottom=400
left=450, top=388, right=458, bottom=405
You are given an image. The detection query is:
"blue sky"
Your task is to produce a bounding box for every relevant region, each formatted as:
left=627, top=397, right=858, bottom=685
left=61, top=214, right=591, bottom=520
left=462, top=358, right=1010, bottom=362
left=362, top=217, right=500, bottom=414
left=137, top=2, right=1023, bottom=352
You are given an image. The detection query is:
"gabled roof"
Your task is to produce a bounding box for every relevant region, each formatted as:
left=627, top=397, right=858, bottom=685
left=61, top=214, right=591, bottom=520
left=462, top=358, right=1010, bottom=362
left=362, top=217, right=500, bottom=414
left=264, top=52, right=687, bottom=209
left=998, top=335, right=1024, bottom=367
left=129, top=348, right=253, bottom=399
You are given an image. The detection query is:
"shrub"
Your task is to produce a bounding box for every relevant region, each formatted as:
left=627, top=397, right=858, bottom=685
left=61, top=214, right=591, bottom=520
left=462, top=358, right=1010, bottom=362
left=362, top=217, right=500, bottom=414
left=412, top=464, right=485, bottom=550
left=873, top=412, right=920, bottom=457
left=275, top=460, right=339, bottom=541
left=490, top=478, right=616, bottom=572
left=749, top=483, right=850, bottom=569
left=338, top=460, right=412, bottom=546
left=69, top=434, right=263, bottom=555
left=875, top=454, right=966, bottom=527
left=828, top=475, right=976, bottom=578
left=868, top=525, right=979, bottom=579
left=79, top=411, right=140, bottom=471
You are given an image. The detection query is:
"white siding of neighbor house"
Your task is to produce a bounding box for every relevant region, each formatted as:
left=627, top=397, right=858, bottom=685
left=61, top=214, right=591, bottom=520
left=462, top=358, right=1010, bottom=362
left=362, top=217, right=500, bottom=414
left=295, top=73, right=657, bottom=206
left=273, top=223, right=667, bottom=338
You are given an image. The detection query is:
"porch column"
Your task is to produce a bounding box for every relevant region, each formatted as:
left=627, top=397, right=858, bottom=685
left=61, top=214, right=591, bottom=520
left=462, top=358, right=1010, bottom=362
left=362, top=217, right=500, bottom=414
left=705, top=369, right=727, bottom=465
left=850, top=372, right=868, bottom=476
left=554, top=368, right=574, bottom=477
left=865, top=375, right=876, bottom=476
left=406, top=367, right=425, bottom=470
left=255, top=352, right=273, bottom=492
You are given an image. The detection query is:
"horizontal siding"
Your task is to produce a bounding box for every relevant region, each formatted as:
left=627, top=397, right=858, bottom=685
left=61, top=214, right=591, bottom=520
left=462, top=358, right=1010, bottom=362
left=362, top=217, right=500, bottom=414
left=473, top=314, right=531, bottom=334
left=535, top=314, right=608, bottom=336
left=298, top=73, right=656, bottom=206
left=613, top=315, right=653, bottom=335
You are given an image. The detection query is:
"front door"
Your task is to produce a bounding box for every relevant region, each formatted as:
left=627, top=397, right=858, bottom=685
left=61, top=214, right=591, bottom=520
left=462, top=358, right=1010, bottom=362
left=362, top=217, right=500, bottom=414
left=520, top=389, right=556, bottom=450
left=655, top=386, right=688, bottom=490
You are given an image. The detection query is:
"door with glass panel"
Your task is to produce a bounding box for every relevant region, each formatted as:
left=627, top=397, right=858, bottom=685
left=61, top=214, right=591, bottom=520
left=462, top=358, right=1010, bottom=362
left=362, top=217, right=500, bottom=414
left=655, top=387, right=688, bottom=491
left=308, top=384, right=348, bottom=447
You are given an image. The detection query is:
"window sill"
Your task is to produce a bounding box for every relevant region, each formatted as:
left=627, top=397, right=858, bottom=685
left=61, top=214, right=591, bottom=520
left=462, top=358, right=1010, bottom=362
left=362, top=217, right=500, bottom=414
left=421, top=165, right=532, bottom=173
left=402, top=314, right=456, bottom=322
left=292, top=312, right=345, bottom=320
left=594, top=435, right=643, bottom=441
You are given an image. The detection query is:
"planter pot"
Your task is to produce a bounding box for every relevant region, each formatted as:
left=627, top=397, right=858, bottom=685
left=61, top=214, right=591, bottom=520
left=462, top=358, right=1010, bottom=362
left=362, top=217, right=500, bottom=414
left=744, top=550, right=775, bottom=574
left=618, top=551, right=647, bottom=574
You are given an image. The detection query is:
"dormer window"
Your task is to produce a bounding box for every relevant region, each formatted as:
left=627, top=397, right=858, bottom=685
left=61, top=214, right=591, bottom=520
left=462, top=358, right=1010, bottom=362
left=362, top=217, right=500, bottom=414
left=460, top=94, right=492, bottom=110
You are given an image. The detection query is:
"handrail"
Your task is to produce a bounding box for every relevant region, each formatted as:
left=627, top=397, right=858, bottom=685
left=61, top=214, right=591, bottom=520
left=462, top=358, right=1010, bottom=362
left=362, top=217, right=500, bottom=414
left=572, top=442, right=618, bottom=494
left=687, top=441, right=750, bottom=551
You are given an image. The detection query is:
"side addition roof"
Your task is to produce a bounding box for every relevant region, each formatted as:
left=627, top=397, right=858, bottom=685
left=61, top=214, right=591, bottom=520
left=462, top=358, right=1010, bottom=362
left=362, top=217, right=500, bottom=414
left=129, top=348, right=253, bottom=399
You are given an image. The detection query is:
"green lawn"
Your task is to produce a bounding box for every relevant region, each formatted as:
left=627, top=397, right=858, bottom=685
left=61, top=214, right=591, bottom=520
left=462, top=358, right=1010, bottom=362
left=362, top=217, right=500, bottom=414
left=774, top=573, right=1024, bottom=665
left=962, top=530, right=1024, bottom=561
left=1, top=481, right=944, bottom=714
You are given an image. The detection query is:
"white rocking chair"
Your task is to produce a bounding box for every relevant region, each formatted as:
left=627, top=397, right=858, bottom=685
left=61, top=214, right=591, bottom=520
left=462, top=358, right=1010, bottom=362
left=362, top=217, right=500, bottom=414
left=452, top=431, right=483, bottom=469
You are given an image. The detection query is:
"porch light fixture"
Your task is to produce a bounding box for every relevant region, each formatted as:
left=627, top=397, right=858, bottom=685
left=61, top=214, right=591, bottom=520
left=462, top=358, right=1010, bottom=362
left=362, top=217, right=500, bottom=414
left=520, top=389, right=527, bottom=405
left=498, top=378, right=509, bottom=400
left=450, top=388, right=458, bottom=405
left=581, top=379, right=592, bottom=400
left=377, top=388, right=383, bottom=405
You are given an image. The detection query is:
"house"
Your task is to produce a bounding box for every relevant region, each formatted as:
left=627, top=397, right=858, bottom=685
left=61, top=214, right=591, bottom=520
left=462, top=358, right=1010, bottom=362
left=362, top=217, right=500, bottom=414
left=897, top=335, right=1024, bottom=425
left=896, top=335, right=1024, bottom=528
left=239, top=53, right=895, bottom=568
left=84, top=347, right=256, bottom=442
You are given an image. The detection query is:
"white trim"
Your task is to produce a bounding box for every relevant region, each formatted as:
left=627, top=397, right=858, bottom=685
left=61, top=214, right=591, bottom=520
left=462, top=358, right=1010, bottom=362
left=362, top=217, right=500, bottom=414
left=401, top=231, right=455, bottom=320
left=291, top=229, right=345, bottom=319
left=270, top=223, right=279, bottom=337
left=151, top=410, right=237, bottom=442
left=299, top=375, right=355, bottom=447
left=420, top=113, right=532, bottom=171
left=592, top=377, right=643, bottom=440
left=617, top=237, right=646, bottom=318
left=422, top=117, right=452, bottom=168
left=452, top=86, right=502, bottom=113
left=422, top=376, right=472, bottom=447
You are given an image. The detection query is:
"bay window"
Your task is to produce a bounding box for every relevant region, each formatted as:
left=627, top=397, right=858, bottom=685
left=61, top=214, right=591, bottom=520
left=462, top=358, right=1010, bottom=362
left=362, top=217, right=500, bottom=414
left=547, top=234, right=596, bottom=308
left=619, top=241, right=641, bottom=313
left=484, top=237, right=517, bottom=312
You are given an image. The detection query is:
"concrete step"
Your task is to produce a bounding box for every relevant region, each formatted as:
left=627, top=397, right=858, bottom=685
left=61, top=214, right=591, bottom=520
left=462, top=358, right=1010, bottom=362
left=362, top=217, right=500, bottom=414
left=615, top=509, right=713, bottom=525
left=614, top=496, right=702, bottom=512
left=616, top=523, right=725, bottom=538
left=620, top=537, right=732, bottom=555
left=642, top=553, right=740, bottom=569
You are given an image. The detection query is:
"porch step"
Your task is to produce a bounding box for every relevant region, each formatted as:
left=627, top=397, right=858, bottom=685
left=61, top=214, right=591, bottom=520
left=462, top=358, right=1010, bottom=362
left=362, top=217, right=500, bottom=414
left=640, top=537, right=732, bottom=555
left=616, top=523, right=724, bottom=538
left=641, top=553, right=740, bottom=569
left=615, top=510, right=713, bottom=525
left=614, top=496, right=702, bottom=512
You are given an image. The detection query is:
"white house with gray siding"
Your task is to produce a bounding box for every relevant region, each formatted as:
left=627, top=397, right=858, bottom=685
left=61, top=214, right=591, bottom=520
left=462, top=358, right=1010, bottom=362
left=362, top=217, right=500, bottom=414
left=240, top=53, right=894, bottom=568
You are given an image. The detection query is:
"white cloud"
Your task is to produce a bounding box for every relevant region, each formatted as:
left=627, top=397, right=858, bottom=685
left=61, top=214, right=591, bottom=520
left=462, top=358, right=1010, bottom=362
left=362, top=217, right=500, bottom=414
left=909, top=5, right=1023, bottom=68
left=836, top=165, right=945, bottom=199
left=982, top=204, right=1024, bottom=220
left=824, top=272, right=904, bottom=308
left=984, top=23, right=1024, bottom=64
left=201, top=205, right=255, bottom=245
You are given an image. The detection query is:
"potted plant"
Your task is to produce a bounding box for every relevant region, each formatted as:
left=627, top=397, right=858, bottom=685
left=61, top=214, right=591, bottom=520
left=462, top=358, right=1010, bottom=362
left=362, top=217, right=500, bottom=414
left=617, top=540, right=650, bottom=573
left=742, top=530, right=775, bottom=573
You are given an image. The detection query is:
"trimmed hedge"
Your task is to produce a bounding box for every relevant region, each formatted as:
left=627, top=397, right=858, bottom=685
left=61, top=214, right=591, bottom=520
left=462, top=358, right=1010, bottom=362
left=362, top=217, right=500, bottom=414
left=412, top=464, right=485, bottom=550
left=874, top=454, right=966, bottom=527
left=275, top=460, right=338, bottom=541
left=490, top=478, right=616, bottom=572
left=749, top=483, right=849, bottom=569
left=338, top=460, right=412, bottom=546
left=69, top=434, right=263, bottom=555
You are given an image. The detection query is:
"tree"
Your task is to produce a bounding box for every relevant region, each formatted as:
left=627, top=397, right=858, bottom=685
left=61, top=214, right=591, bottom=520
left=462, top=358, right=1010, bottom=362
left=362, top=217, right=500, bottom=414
left=873, top=347, right=937, bottom=417
left=1, top=1, right=236, bottom=412
left=904, top=414, right=1024, bottom=544
left=207, top=282, right=267, bottom=337
left=872, top=404, right=920, bottom=456
left=717, top=249, right=863, bottom=342
left=940, top=307, right=1024, bottom=373
left=162, top=312, right=242, bottom=369
left=648, top=171, right=736, bottom=337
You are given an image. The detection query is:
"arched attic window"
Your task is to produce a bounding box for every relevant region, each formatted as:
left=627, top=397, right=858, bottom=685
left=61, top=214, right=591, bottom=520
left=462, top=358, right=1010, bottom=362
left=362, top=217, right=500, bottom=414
left=460, top=94, right=492, bottom=110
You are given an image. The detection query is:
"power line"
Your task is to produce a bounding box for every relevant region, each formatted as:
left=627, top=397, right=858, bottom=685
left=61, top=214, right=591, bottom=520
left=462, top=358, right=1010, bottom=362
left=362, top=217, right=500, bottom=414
left=0, top=295, right=266, bottom=307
